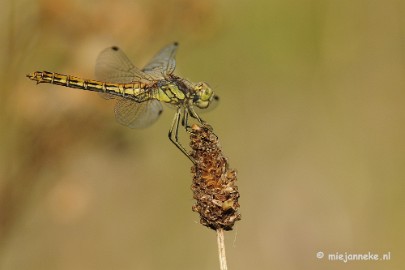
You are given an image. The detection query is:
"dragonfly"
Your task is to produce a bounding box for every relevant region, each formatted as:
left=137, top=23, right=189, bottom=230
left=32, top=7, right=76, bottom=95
left=27, top=42, right=218, bottom=163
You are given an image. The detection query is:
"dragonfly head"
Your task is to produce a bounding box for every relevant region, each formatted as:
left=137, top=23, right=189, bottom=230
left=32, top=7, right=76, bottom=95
left=193, top=82, right=215, bottom=109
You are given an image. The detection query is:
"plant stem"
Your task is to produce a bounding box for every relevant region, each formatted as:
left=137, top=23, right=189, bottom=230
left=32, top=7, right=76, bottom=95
left=216, top=228, right=228, bottom=270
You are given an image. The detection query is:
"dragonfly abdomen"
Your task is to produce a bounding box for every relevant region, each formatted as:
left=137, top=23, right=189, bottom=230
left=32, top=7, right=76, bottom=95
left=27, top=71, right=151, bottom=101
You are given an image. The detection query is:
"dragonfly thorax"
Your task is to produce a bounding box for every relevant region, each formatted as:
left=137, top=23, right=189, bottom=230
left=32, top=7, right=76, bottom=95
left=156, top=81, right=186, bottom=105
left=155, top=79, right=214, bottom=109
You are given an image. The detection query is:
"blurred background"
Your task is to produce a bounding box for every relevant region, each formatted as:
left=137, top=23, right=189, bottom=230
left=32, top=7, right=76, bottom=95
left=1, top=0, right=404, bottom=269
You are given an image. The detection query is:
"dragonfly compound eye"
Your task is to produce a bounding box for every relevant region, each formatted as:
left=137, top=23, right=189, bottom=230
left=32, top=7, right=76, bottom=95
left=194, top=82, right=214, bottom=109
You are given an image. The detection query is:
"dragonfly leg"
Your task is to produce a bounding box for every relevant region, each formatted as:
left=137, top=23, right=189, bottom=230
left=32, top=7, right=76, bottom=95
left=187, top=106, right=214, bottom=132
left=182, top=108, right=195, bottom=133
left=181, top=108, right=189, bottom=127
left=168, top=107, right=196, bottom=164
left=188, top=106, right=204, bottom=124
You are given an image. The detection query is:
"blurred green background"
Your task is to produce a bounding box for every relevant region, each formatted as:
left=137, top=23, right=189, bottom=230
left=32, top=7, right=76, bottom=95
left=1, top=0, right=404, bottom=269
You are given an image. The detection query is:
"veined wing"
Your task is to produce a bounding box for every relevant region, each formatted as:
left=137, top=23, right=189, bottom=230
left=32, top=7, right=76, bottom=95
left=114, top=98, right=163, bottom=128
left=142, top=42, right=178, bottom=80
left=95, top=46, right=163, bottom=127
left=95, top=46, right=153, bottom=84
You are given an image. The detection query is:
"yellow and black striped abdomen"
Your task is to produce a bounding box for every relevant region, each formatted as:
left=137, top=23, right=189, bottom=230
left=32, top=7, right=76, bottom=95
left=27, top=71, right=151, bottom=101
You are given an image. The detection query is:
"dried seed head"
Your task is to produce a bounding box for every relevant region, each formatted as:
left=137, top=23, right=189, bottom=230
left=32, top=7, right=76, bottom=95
left=190, top=124, right=241, bottom=231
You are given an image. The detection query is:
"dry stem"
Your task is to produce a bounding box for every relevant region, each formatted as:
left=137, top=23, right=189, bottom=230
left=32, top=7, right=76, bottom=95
left=216, top=228, right=228, bottom=270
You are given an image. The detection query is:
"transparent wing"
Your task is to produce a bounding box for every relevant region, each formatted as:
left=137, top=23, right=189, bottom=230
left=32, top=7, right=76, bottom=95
left=142, top=42, right=178, bottom=79
left=95, top=46, right=163, bottom=127
left=114, top=99, right=163, bottom=128
left=95, top=46, right=153, bottom=100
left=95, top=46, right=153, bottom=83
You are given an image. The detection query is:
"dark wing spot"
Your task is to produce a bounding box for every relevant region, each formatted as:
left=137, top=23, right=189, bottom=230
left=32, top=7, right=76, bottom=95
left=213, top=95, right=220, bottom=101
left=158, top=110, right=163, bottom=115
left=173, top=41, right=179, bottom=46
left=111, top=46, right=119, bottom=51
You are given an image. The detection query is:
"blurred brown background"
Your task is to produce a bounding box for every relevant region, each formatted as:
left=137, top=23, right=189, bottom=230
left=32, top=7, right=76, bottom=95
left=1, top=0, right=404, bottom=269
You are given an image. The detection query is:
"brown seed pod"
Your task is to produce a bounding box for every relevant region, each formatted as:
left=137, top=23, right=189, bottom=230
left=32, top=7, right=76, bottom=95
left=190, top=124, right=241, bottom=231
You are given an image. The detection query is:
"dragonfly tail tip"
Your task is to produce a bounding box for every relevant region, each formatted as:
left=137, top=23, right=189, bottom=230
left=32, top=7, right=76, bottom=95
left=26, top=73, right=35, bottom=80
